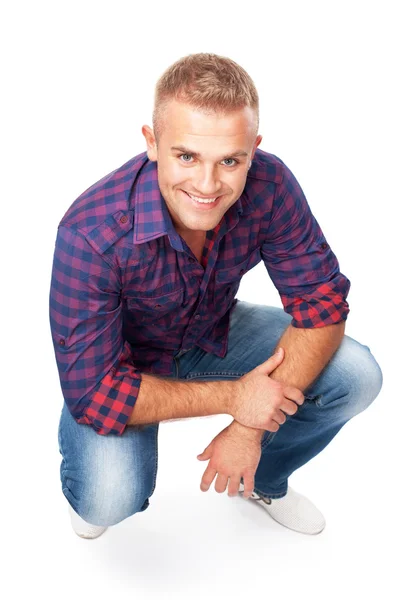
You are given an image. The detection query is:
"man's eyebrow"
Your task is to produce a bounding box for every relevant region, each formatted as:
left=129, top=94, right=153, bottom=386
left=170, top=145, right=248, bottom=159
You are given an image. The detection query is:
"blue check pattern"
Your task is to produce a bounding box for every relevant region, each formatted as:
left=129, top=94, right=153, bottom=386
left=49, top=149, right=350, bottom=435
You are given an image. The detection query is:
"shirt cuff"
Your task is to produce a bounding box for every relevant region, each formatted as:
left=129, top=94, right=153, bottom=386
left=76, top=342, right=142, bottom=435
left=280, top=274, right=351, bottom=328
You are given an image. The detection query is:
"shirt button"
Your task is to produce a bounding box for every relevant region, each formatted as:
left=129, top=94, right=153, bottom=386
left=59, top=339, right=65, bottom=346
left=321, top=243, right=328, bottom=249
left=194, top=314, right=201, bottom=320
left=120, top=215, right=128, bottom=224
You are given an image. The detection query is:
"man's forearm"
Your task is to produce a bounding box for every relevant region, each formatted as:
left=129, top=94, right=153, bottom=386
left=233, top=320, right=346, bottom=441
left=268, top=321, right=346, bottom=392
left=127, top=373, right=234, bottom=427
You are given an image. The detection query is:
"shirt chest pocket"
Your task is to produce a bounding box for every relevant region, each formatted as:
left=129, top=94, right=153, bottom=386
left=213, top=248, right=262, bottom=309
left=125, top=287, right=185, bottom=324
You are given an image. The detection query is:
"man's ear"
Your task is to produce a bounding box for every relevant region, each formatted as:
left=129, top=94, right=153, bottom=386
left=251, top=134, right=262, bottom=160
left=142, top=125, right=158, bottom=161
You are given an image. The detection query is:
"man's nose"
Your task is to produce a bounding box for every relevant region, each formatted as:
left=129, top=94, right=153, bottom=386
left=194, top=165, right=221, bottom=196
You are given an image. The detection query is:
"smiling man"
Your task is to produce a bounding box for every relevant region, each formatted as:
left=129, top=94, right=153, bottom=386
left=145, top=99, right=261, bottom=253
left=50, top=53, right=383, bottom=540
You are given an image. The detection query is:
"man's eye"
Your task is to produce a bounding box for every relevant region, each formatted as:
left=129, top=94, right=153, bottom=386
left=178, top=154, right=238, bottom=166
left=222, top=158, right=237, bottom=166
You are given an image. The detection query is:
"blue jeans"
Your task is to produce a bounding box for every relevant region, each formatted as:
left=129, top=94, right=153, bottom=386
left=57, top=301, right=383, bottom=526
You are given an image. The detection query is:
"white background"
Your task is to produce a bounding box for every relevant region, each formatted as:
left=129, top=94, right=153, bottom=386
left=1, top=1, right=398, bottom=598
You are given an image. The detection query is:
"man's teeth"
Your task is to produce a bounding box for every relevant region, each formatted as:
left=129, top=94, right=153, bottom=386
left=187, top=193, right=218, bottom=204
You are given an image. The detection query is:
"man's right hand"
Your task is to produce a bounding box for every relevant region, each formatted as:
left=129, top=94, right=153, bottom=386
left=231, top=348, right=305, bottom=431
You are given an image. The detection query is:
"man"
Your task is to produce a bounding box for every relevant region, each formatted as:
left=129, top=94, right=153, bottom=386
left=50, top=53, right=382, bottom=539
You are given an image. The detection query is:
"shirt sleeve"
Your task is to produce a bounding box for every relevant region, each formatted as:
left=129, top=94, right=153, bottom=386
left=49, top=224, right=142, bottom=435
left=261, top=162, right=351, bottom=328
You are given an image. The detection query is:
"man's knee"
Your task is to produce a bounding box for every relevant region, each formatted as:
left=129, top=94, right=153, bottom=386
left=339, top=336, right=383, bottom=416
left=67, top=485, right=150, bottom=527
left=62, top=469, right=153, bottom=526
left=60, top=443, right=156, bottom=527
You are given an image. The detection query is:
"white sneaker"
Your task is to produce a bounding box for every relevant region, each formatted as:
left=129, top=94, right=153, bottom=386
left=238, top=483, right=326, bottom=535
left=68, top=505, right=108, bottom=539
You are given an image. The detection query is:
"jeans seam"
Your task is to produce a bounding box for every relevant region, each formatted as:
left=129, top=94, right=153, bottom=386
left=185, top=371, right=245, bottom=379
left=58, top=411, right=63, bottom=453
left=149, top=426, right=158, bottom=498
left=260, top=431, right=276, bottom=450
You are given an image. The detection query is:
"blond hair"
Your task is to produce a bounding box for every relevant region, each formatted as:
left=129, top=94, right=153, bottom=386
left=152, top=53, right=259, bottom=142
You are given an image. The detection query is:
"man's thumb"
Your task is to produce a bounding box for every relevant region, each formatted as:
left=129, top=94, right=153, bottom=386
left=197, top=446, right=211, bottom=461
left=262, top=347, right=284, bottom=374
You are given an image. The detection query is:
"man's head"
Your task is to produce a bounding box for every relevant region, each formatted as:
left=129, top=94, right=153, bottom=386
left=142, top=53, right=262, bottom=237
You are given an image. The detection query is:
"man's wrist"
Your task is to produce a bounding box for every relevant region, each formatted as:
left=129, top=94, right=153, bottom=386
left=225, top=379, right=241, bottom=417
left=227, top=381, right=264, bottom=440
left=230, top=419, right=264, bottom=441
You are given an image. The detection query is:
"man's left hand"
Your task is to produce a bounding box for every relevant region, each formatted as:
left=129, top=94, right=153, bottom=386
left=197, top=420, right=262, bottom=498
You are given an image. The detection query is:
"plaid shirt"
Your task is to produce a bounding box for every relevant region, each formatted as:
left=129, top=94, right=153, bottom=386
left=49, top=148, right=350, bottom=435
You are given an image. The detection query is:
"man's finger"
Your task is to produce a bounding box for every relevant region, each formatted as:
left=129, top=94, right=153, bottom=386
left=284, top=386, right=305, bottom=405
left=215, top=473, right=229, bottom=494
left=242, top=475, right=255, bottom=499
left=227, top=475, right=241, bottom=497
left=200, top=464, right=217, bottom=492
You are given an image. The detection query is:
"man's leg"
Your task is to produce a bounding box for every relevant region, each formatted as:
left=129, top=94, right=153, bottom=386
left=176, top=300, right=383, bottom=498
left=57, top=401, right=159, bottom=527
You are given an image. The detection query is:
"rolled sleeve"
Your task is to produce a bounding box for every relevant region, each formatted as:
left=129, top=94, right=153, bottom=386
left=261, top=163, right=351, bottom=328
left=49, top=225, right=141, bottom=435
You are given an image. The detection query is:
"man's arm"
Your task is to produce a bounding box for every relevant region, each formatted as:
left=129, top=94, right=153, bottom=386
left=50, top=224, right=239, bottom=435
left=49, top=224, right=143, bottom=436
left=127, top=373, right=233, bottom=427
left=269, top=321, right=345, bottom=391
left=231, top=159, right=350, bottom=441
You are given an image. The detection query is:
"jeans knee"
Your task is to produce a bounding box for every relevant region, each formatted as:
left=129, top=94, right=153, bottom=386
left=86, top=491, right=151, bottom=527
left=58, top=407, right=158, bottom=527
left=63, top=480, right=152, bottom=527
left=347, top=342, right=383, bottom=415
left=60, top=449, right=156, bottom=527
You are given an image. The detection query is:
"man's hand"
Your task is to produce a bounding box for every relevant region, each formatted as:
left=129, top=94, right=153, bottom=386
left=231, top=347, right=305, bottom=431
left=197, top=420, right=262, bottom=499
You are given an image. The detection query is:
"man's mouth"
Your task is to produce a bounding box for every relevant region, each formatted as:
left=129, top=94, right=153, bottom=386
left=182, top=190, right=221, bottom=204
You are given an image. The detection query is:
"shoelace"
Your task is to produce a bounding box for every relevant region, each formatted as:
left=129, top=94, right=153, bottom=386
left=239, top=488, right=272, bottom=504
left=251, top=491, right=272, bottom=504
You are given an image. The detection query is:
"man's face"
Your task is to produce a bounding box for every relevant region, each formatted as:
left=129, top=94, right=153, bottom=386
left=142, top=100, right=262, bottom=238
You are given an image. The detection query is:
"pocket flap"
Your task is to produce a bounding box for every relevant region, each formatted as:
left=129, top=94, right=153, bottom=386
left=126, top=287, right=184, bottom=316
